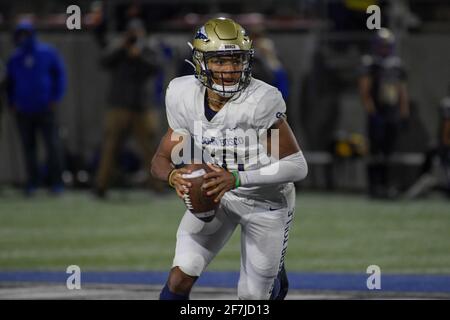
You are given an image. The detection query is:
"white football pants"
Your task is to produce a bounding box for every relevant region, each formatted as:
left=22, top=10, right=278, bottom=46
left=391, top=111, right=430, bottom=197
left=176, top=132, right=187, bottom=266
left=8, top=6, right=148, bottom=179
left=171, top=183, right=296, bottom=300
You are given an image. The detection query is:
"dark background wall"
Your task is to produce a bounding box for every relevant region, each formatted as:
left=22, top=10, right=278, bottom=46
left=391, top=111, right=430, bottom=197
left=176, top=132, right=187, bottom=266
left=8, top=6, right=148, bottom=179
left=1, top=0, right=450, bottom=190
left=1, top=31, right=450, bottom=186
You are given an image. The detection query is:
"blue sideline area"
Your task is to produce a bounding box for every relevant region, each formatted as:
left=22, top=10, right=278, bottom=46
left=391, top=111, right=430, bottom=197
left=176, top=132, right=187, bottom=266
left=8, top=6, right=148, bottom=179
left=0, top=271, right=449, bottom=293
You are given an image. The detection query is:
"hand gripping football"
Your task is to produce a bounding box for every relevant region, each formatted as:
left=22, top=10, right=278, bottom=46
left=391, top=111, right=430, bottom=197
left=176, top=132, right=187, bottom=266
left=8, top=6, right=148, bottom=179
left=181, top=163, right=219, bottom=222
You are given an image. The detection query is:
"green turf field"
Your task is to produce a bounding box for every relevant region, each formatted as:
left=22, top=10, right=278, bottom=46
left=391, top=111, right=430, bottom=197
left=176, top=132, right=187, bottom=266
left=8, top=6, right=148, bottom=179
left=0, top=189, right=449, bottom=274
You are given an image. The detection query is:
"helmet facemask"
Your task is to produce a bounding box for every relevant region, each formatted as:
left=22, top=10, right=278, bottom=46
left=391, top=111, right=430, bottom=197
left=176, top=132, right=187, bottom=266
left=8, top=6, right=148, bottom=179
left=193, top=49, right=253, bottom=98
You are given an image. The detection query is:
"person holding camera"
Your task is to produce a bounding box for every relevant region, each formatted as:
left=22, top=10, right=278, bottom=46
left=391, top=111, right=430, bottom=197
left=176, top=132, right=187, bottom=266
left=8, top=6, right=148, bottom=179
left=95, top=19, right=162, bottom=198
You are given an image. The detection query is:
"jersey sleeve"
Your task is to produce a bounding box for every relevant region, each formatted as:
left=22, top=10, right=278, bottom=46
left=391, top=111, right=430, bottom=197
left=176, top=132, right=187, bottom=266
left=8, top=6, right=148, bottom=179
left=254, top=87, right=287, bottom=129
left=165, top=80, right=186, bottom=131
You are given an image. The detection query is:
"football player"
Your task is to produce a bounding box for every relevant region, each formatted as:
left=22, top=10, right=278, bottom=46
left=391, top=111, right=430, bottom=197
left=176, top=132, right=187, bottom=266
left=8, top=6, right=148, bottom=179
left=359, top=28, right=410, bottom=199
left=151, top=17, right=308, bottom=300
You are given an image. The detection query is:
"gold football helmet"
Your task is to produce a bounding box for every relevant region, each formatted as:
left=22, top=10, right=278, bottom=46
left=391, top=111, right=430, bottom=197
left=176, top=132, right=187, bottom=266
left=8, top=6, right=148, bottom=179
left=190, top=17, right=253, bottom=97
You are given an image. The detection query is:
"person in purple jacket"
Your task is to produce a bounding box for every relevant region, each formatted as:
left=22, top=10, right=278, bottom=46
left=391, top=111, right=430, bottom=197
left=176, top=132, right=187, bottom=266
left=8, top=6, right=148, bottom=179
left=6, top=20, right=67, bottom=196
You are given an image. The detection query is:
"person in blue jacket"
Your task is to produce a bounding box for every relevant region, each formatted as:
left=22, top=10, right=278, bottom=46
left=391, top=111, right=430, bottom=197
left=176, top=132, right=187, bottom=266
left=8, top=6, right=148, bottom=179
left=7, top=21, right=66, bottom=196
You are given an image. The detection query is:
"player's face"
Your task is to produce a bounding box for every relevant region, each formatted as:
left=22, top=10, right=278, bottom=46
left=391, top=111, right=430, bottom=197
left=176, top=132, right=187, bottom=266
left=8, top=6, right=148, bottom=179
left=207, top=55, right=244, bottom=86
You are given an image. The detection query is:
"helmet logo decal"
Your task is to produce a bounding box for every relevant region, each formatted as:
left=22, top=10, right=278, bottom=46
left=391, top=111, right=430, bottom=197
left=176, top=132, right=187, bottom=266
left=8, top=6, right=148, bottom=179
left=194, top=26, right=209, bottom=41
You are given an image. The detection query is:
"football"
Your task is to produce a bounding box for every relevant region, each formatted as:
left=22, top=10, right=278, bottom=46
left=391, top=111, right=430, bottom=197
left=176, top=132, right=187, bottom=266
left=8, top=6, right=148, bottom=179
left=181, top=163, right=219, bottom=222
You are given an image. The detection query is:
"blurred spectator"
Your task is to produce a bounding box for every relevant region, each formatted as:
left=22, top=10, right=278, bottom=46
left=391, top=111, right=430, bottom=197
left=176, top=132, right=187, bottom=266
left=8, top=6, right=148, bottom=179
left=89, top=0, right=108, bottom=48
left=244, top=14, right=289, bottom=101
left=148, top=37, right=177, bottom=138
left=6, top=21, right=66, bottom=196
left=116, top=1, right=148, bottom=32
left=151, top=38, right=175, bottom=109
left=0, top=58, right=5, bottom=134
left=358, top=28, right=410, bottom=199
left=404, top=86, right=450, bottom=199
left=1, top=40, right=7, bottom=195
left=90, top=1, right=148, bottom=49
left=94, top=19, right=163, bottom=198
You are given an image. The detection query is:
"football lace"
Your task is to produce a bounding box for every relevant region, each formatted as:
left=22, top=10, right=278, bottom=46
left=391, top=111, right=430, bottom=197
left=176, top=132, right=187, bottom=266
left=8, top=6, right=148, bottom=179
left=183, top=193, right=194, bottom=210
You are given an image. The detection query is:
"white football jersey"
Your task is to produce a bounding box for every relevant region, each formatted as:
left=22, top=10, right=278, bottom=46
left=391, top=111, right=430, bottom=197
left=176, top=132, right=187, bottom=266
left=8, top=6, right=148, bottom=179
left=165, top=75, right=291, bottom=200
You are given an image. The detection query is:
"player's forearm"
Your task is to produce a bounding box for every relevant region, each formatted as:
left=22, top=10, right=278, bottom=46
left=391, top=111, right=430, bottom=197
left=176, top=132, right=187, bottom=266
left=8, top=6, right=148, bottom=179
left=150, top=154, right=174, bottom=182
left=238, top=151, right=308, bottom=187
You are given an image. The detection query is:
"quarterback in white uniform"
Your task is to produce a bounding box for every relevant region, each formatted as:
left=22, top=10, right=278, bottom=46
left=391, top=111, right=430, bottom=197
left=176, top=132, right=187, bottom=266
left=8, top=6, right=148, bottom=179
left=151, top=17, right=308, bottom=300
